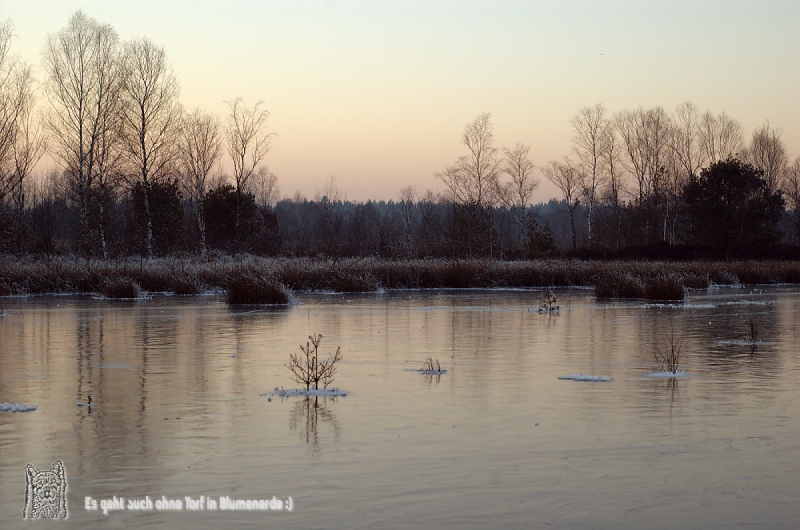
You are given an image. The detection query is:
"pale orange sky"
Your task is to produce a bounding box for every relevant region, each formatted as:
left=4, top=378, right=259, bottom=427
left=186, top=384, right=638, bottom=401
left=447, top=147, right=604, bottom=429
left=1, top=0, right=798, bottom=202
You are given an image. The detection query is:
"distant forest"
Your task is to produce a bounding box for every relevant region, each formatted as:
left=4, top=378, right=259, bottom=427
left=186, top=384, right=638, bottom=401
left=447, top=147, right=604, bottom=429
left=1, top=12, right=798, bottom=261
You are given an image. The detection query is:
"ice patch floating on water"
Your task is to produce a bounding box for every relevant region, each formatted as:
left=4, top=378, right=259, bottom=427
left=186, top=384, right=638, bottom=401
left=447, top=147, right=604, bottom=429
left=645, top=371, right=689, bottom=378
left=418, top=368, right=447, bottom=375
left=271, top=387, right=347, bottom=397
left=0, top=402, right=37, bottom=412
left=558, top=374, right=613, bottom=382
left=718, top=340, right=770, bottom=346
left=641, top=303, right=716, bottom=309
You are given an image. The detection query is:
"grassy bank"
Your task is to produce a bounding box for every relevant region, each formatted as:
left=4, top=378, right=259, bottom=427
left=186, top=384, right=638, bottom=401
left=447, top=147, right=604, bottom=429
left=1, top=255, right=799, bottom=300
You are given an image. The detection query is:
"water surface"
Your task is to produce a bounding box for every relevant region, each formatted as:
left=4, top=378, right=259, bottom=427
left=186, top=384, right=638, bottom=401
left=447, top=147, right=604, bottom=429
left=1, top=287, right=798, bottom=528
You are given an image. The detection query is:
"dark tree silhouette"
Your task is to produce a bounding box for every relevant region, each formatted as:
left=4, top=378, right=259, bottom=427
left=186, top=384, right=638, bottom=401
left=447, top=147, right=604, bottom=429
left=683, top=158, right=784, bottom=253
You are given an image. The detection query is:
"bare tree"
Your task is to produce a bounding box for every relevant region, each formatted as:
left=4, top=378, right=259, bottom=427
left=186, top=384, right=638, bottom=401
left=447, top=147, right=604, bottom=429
left=397, top=185, right=418, bottom=256
left=43, top=11, right=122, bottom=256
left=249, top=166, right=280, bottom=209
left=699, top=110, right=743, bottom=164
left=178, top=108, right=222, bottom=256
left=0, top=19, right=24, bottom=200
left=785, top=157, right=800, bottom=246
left=615, top=106, right=672, bottom=205
left=670, top=101, right=705, bottom=179
left=571, top=103, right=608, bottom=244
left=9, top=64, right=47, bottom=250
left=600, top=126, right=625, bottom=249
left=119, top=36, right=181, bottom=257
left=436, top=113, right=502, bottom=208
left=543, top=157, right=582, bottom=252
left=225, top=97, right=274, bottom=244
left=500, top=142, right=538, bottom=245
left=746, top=121, right=787, bottom=194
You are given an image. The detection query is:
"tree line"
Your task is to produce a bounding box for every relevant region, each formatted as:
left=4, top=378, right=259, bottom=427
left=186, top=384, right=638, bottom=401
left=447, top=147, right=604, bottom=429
left=0, top=12, right=798, bottom=260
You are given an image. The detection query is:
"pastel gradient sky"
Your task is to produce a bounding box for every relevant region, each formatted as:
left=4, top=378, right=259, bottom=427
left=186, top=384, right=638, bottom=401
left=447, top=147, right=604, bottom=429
left=1, top=0, right=798, bottom=202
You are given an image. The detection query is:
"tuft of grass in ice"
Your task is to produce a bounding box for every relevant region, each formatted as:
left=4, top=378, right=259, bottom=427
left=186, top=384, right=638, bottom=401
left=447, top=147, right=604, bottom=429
left=418, top=357, right=446, bottom=374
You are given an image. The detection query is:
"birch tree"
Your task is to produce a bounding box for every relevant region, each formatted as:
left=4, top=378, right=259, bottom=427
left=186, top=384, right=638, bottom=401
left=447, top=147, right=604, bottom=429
left=571, top=103, right=608, bottom=244
left=225, top=97, right=273, bottom=245
left=119, top=37, right=181, bottom=258
left=179, top=108, right=222, bottom=256
left=42, top=11, right=121, bottom=256
left=543, top=157, right=582, bottom=252
left=500, top=142, right=538, bottom=245
left=746, top=122, right=787, bottom=194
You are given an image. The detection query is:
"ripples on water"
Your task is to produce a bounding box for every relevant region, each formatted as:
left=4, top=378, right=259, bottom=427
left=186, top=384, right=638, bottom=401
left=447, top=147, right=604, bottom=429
left=0, top=287, right=798, bottom=528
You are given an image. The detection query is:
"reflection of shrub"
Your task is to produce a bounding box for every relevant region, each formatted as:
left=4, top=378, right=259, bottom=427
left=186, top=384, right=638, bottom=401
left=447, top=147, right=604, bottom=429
left=226, top=274, right=289, bottom=304
left=654, top=321, right=684, bottom=374
left=104, top=277, right=141, bottom=299
left=287, top=334, right=343, bottom=391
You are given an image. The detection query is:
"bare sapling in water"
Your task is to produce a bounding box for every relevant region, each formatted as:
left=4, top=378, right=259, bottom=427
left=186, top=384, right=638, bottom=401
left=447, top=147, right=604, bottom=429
left=287, top=334, right=342, bottom=391
left=654, top=320, right=684, bottom=374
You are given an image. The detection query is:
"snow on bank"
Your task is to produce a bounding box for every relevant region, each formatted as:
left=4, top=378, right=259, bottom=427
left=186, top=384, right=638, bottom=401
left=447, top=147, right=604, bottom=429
left=269, top=387, right=347, bottom=398
left=645, top=371, right=689, bottom=378
left=0, top=402, right=37, bottom=412
left=558, top=374, right=613, bottom=382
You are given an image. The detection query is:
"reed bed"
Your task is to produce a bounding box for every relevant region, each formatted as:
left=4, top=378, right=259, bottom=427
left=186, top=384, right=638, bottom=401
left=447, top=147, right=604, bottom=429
left=1, top=255, right=798, bottom=300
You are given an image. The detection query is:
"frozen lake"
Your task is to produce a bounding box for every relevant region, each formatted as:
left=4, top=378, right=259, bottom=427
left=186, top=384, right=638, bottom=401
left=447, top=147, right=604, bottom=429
left=1, top=287, right=798, bottom=528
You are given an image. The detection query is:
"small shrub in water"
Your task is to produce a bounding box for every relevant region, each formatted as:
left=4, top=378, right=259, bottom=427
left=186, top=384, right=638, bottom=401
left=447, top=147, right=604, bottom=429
left=287, top=334, right=343, bottom=391
left=654, top=320, right=684, bottom=374
left=539, top=290, right=560, bottom=311
left=744, top=315, right=759, bottom=343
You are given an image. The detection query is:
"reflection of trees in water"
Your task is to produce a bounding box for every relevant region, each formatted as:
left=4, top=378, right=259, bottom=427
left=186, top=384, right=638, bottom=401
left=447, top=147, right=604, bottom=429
left=289, top=396, right=340, bottom=445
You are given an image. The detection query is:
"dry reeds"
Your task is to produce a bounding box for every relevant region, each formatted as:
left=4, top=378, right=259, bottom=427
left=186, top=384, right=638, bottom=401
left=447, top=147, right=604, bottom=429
left=0, top=255, right=799, bottom=299
left=287, top=334, right=343, bottom=391
left=654, top=320, right=684, bottom=374
left=103, top=276, right=141, bottom=299
left=226, top=274, right=290, bottom=305
left=419, top=357, right=444, bottom=374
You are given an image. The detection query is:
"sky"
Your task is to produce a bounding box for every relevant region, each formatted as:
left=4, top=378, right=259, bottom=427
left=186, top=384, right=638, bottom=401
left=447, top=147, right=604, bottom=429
left=1, top=0, right=798, bottom=202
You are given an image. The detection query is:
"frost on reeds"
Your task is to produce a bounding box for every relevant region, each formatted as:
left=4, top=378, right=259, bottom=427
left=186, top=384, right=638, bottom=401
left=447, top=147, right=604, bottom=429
left=287, top=334, right=343, bottom=391
left=225, top=273, right=290, bottom=304
left=1, top=255, right=800, bottom=295
left=418, top=357, right=446, bottom=374
left=653, top=320, right=685, bottom=375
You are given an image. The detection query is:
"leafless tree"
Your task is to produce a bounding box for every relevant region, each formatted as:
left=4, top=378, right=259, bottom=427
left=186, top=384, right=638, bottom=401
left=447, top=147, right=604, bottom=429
left=699, top=110, right=743, bottom=164
left=42, top=11, right=122, bottom=256
left=9, top=64, right=47, bottom=250
left=119, top=36, right=181, bottom=257
left=248, top=166, right=280, bottom=209
left=670, top=101, right=705, bottom=179
left=397, top=185, right=418, bottom=255
left=745, top=121, right=787, bottom=194
left=571, top=103, right=608, bottom=244
left=543, top=157, right=582, bottom=252
left=614, top=106, right=672, bottom=205
left=499, top=142, right=538, bottom=245
left=785, top=158, right=800, bottom=246
left=178, top=107, right=222, bottom=256
left=600, top=126, right=625, bottom=249
left=225, top=97, right=274, bottom=244
left=436, top=113, right=502, bottom=209
left=0, top=19, right=24, bottom=201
